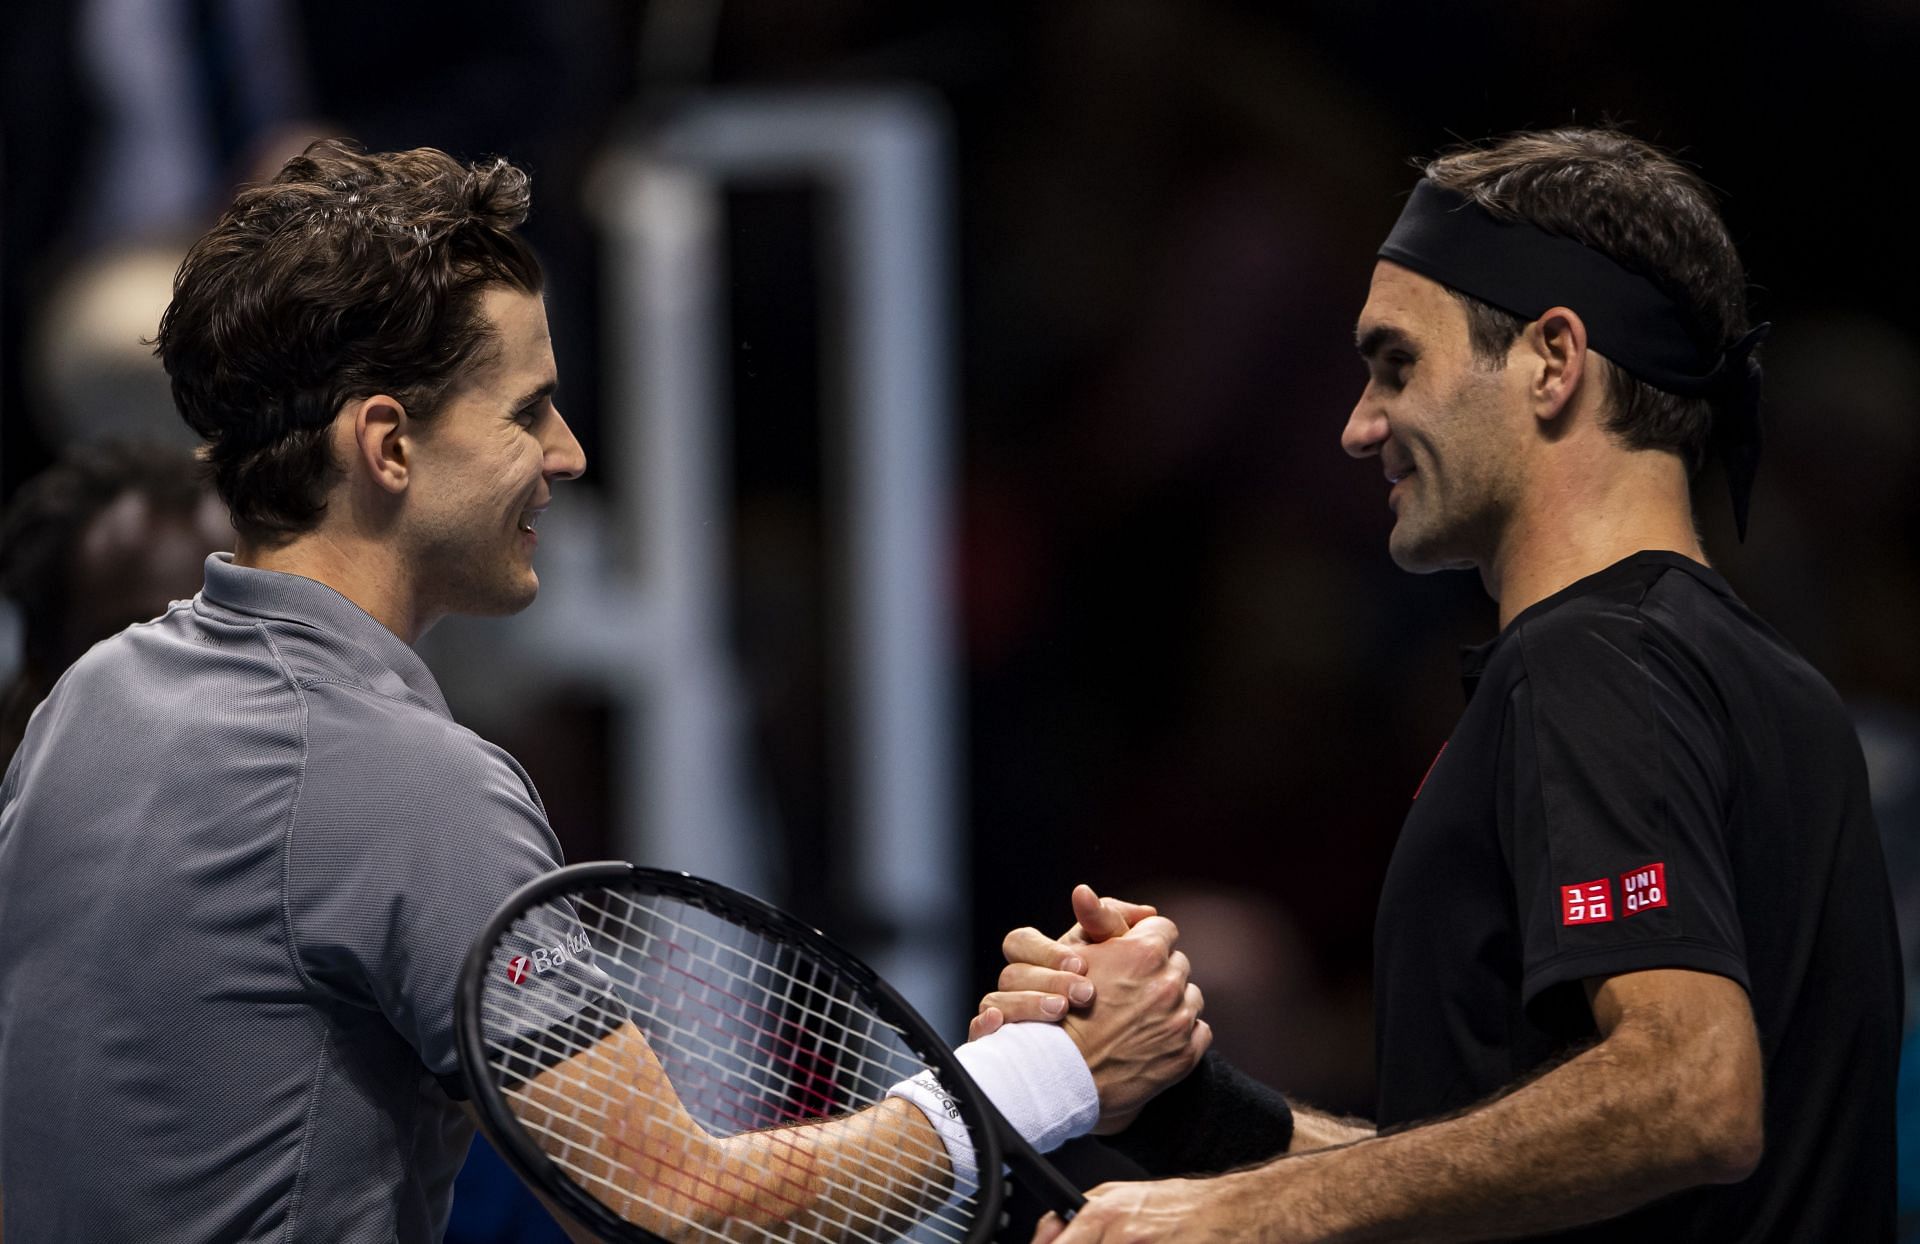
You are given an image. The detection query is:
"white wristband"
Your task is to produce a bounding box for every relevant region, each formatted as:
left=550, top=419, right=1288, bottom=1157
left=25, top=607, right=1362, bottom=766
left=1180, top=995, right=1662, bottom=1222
left=954, top=1021, right=1100, bottom=1151
left=886, top=1022, right=1100, bottom=1195
left=887, top=1067, right=981, bottom=1197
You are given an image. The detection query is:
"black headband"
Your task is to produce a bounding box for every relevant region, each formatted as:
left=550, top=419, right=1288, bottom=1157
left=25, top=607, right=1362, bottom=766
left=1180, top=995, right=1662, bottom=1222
left=1378, top=179, right=1768, bottom=539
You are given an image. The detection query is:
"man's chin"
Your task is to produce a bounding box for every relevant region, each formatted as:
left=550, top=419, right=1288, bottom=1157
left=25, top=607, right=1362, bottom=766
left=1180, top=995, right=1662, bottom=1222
left=460, top=573, right=541, bottom=619
left=1387, top=526, right=1473, bottom=575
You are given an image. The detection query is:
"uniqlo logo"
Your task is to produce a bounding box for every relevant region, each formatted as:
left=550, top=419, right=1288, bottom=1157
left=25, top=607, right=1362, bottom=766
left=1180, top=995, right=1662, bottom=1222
left=1561, top=879, right=1613, bottom=925
left=506, top=955, right=531, bottom=985
left=1622, top=863, right=1668, bottom=916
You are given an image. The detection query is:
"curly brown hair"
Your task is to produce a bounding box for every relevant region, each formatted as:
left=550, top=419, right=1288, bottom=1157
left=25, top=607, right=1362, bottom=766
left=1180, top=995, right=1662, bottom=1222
left=1422, top=128, right=1753, bottom=473
left=154, top=140, right=544, bottom=541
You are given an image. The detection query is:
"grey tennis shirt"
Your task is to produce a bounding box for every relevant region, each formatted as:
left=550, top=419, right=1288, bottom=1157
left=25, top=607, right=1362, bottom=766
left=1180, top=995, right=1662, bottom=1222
left=0, top=553, right=566, bottom=1242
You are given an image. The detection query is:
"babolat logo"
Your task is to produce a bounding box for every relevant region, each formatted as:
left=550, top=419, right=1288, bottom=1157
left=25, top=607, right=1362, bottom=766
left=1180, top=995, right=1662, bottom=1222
left=505, top=930, right=592, bottom=984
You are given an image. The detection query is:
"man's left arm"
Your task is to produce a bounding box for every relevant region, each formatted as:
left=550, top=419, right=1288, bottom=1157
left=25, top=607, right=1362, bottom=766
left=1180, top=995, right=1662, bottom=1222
left=1041, top=965, right=1761, bottom=1243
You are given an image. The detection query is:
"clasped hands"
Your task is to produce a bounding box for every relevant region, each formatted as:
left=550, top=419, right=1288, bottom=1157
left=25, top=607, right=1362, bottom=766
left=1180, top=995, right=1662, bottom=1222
left=970, top=884, right=1209, bottom=1134
left=969, top=886, right=1281, bottom=1243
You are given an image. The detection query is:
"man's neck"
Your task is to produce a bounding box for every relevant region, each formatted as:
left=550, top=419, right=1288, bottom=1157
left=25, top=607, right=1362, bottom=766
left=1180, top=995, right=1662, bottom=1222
left=1483, top=457, right=1705, bottom=630
left=234, top=530, right=429, bottom=644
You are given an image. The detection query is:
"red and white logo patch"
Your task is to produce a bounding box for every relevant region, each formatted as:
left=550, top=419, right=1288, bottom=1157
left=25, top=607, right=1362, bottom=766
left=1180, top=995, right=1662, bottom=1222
left=506, top=955, right=531, bottom=985
left=1621, top=863, right=1667, bottom=916
left=1561, top=879, right=1613, bottom=925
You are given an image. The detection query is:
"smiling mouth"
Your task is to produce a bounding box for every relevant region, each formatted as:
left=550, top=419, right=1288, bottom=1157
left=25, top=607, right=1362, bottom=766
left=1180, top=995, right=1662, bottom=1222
left=518, top=509, right=544, bottom=535
left=1387, top=468, right=1415, bottom=485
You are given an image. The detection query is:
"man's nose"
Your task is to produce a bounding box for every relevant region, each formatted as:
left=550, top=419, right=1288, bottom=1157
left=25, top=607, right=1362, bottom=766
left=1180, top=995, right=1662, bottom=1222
left=545, top=408, right=588, bottom=481
left=1341, top=392, right=1386, bottom=459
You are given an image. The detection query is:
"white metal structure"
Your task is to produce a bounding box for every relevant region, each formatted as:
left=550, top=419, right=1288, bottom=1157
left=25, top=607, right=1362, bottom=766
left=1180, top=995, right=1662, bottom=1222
left=566, top=90, right=962, bottom=1022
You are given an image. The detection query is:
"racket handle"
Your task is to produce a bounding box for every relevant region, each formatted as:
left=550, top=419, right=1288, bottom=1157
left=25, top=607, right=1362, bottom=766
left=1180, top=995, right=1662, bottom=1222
left=1000, top=1128, right=1087, bottom=1219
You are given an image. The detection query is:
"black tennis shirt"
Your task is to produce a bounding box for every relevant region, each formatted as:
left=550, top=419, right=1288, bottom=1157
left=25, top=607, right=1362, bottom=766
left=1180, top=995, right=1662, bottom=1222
left=1376, top=550, right=1898, bottom=1239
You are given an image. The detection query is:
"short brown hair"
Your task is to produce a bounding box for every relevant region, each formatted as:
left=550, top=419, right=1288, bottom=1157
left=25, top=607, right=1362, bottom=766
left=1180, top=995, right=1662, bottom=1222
left=154, top=140, right=543, bottom=540
left=1422, top=128, right=1751, bottom=473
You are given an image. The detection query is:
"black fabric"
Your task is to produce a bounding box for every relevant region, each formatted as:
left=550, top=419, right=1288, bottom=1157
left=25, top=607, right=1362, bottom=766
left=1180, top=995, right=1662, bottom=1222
left=1381, top=181, right=1720, bottom=389
left=1378, top=181, right=1769, bottom=538
left=1106, top=1051, right=1294, bottom=1177
left=1374, top=551, right=1899, bottom=1240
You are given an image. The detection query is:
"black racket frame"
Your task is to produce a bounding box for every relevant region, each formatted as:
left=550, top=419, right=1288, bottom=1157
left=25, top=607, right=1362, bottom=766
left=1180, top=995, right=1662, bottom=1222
left=456, top=860, right=1087, bottom=1244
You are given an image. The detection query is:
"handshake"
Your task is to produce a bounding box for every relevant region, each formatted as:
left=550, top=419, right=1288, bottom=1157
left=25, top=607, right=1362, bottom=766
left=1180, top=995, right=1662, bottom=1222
left=968, top=884, right=1211, bottom=1135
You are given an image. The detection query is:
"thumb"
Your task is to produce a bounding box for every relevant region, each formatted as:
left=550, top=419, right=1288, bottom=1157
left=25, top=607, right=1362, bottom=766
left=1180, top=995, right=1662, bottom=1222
left=1072, top=884, right=1131, bottom=943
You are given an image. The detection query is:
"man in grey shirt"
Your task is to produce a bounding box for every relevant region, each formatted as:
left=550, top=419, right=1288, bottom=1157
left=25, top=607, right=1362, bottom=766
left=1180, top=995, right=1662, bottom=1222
left=0, top=141, right=589, bottom=1241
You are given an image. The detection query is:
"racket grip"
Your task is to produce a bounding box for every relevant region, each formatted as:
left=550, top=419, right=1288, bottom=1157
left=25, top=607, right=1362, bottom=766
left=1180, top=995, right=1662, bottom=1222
left=1000, top=1127, right=1087, bottom=1219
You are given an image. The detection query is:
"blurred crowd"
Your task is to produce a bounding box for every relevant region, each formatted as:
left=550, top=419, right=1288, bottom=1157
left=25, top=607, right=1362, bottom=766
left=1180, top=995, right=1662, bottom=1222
left=5, top=1, right=1919, bottom=1239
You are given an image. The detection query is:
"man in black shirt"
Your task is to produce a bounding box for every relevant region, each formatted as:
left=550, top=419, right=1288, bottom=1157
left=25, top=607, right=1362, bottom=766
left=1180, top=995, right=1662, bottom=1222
left=982, top=128, right=1901, bottom=1240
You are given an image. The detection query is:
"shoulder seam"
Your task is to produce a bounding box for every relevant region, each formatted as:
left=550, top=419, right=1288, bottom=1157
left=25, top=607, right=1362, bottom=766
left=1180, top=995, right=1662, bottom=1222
left=258, top=622, right=326, bottom=998
left=297, top=674, right=436, bottom=712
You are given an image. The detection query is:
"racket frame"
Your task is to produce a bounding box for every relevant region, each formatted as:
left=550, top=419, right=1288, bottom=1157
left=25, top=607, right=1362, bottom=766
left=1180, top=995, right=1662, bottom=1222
left=456, top=861, right=1085, bottom=1244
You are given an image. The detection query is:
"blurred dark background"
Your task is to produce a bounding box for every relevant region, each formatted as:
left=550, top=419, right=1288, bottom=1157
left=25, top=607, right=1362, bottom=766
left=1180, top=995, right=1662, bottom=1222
left=6, top=1, right=1918, bottom=1237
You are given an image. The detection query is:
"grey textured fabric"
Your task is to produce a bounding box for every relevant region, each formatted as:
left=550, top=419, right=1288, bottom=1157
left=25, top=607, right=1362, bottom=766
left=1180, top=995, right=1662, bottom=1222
left=0, top=553, right=565, bottom=1242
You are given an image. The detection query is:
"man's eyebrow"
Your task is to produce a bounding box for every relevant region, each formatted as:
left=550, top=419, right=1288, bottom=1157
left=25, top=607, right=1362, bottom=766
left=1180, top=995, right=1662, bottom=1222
left=1355, top=324, right=1414, bottom=361
left=510, top=380, right=558, bottom=411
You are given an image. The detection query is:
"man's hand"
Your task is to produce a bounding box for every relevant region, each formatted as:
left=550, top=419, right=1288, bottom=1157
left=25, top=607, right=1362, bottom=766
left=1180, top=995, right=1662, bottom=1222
left=972, top=885, right=1208, bottom=1133
left=1031, top=1172, right=1288, bottom=1244
left=970, top=884, right=1156, bottom=1038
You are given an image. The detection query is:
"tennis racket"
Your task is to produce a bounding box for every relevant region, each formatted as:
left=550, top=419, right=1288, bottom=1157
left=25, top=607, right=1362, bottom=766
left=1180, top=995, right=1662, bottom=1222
left=455, top=861, right=1087, bottom=1244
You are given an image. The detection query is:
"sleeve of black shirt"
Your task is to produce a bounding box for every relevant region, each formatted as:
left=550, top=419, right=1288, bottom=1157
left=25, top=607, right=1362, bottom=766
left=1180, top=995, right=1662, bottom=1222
left=1101, top=1051, right=1294, bottom=1176
left=1505, top=599, right=1750, bottom=1009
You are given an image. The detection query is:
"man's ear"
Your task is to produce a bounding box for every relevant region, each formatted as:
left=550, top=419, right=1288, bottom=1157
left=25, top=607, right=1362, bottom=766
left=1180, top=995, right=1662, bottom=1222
left=344, top=394, right=411, bottom=494
left=1526, top=306, right=1590, bottom=426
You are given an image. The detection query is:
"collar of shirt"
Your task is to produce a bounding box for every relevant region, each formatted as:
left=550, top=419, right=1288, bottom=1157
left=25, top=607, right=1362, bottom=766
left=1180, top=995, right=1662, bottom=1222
left=1457, top=550, right=1739, bottom=701
left=198, top=552, right=452, bottom=718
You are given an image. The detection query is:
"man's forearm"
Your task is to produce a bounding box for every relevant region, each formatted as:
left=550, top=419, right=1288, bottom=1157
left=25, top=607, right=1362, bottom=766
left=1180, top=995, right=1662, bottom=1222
left=1286, top=1103, right=1374, bottom=1154
left=1219, top=1015, right=1757, bottom=1242
left=519, top=1022, right=953, bottom=1242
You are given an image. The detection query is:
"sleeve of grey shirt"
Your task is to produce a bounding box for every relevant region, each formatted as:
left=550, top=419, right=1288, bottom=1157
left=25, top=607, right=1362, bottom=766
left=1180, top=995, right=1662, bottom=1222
left=284, top=682, right=569, bottom=1092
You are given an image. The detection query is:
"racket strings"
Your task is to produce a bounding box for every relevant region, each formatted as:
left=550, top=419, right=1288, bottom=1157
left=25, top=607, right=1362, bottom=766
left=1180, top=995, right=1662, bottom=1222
left=477, top=887, right=982, bottom=1243
left=594, top=895, right=918, bottom=1078
left=507, top=1084, right=960, bottom=1244
left=562, top=895, right=945, bottom=1139
left=487, top=900, right=914, bottom=1134
left=484, top=990, right=972, bottom=1244
left=479, top=928, right=973, bottom=1243
left=588, top=897, right=922, bottom=1115
left=483, top=948, right=972, bottom=1243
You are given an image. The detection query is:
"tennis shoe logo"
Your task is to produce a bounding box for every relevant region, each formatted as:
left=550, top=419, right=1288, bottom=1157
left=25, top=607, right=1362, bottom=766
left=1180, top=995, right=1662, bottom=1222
left=505, top=931, right=592, bottom=985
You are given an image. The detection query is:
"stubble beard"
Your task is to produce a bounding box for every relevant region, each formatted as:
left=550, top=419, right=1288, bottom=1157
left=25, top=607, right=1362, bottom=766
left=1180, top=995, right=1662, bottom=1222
left=413, top=521, right=540, bottom=621
left=1386, top=376, right=1511, bottom=576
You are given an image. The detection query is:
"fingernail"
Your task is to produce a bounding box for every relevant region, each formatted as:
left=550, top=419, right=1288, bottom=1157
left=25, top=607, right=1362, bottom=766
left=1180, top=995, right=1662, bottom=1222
left=1062, top=956, right=1086, bottom=974
left=1042, top=995, right=1067, bottom=1016
left=1069, top=981, right=1094, bottom=1004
